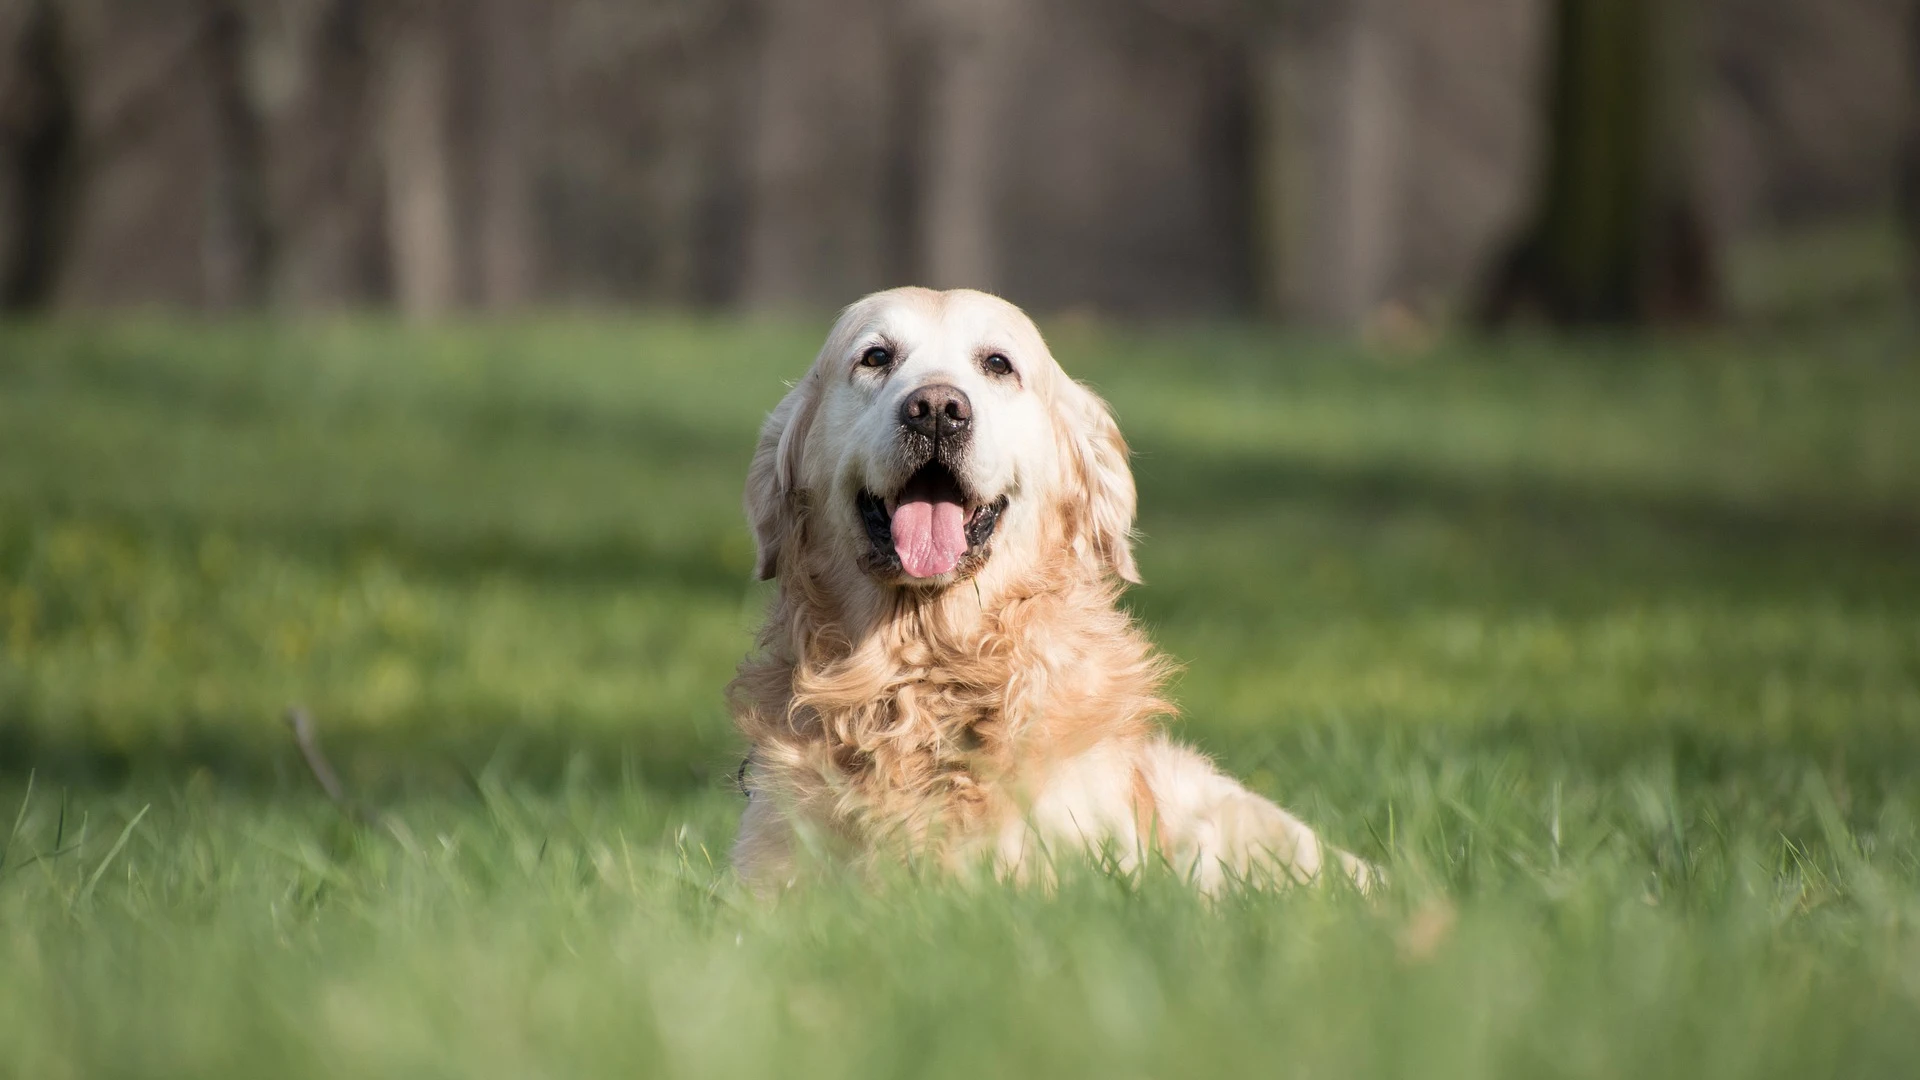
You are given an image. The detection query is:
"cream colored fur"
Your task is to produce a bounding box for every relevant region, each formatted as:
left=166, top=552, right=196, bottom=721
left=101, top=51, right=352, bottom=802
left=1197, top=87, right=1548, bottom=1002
left=730, top=287, right=1373, bottom=893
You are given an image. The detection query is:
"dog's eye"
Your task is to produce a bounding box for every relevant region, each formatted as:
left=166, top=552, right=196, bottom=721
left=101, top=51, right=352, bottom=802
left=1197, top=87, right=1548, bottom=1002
left=982, top=353, right=1014, bottom=377
left=859, top=346, right=894, bottom=369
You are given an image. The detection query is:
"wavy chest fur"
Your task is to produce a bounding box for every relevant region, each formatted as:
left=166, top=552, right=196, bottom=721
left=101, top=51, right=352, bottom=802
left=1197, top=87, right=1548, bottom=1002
left=729, top=555, right=1174, bottom=855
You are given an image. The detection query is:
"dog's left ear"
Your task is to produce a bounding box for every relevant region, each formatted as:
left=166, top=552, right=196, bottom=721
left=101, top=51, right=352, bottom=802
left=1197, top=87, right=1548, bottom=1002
left=744, top=374, right=821, bottom=580
left=1058, top=379, right=1141, bottom=584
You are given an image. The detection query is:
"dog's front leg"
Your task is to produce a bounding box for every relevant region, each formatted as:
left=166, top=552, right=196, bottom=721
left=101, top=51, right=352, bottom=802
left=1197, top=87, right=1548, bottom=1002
left=1136, top=737, right=1377, bottom=893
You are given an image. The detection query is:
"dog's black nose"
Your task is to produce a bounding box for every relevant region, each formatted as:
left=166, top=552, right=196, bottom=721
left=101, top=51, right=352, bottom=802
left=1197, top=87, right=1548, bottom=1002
left=899, top=384, right=972, bottom=440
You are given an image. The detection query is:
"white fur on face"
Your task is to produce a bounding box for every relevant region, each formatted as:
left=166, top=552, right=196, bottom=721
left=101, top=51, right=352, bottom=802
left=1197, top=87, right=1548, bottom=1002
left=746, top=287, right=1139, bottom=589
left=803, top=289, right=1069, bottom=583
left=812, top=293, right=1052, bottom=499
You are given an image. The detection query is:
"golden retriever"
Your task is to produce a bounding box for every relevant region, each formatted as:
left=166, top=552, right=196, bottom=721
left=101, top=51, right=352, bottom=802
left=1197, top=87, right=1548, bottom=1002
left=730, top=287, right=1373, bottom=892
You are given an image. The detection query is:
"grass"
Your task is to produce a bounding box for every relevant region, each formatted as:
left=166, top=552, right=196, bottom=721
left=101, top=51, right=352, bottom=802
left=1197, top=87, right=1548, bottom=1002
left=1, top=314, right=1918, bottom=1078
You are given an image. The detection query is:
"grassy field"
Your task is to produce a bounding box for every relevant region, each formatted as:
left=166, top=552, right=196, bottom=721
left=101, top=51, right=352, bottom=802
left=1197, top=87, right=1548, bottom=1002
left=1, top=315, right=1918, bottom=1078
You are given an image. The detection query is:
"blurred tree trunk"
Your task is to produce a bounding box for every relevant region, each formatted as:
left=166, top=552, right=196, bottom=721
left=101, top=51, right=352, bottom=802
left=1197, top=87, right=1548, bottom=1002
left=917, top=0, right=1017, bottom=292
left=380, top=0, right=460, bottom=319
left=1244, top=31, right=1288, bottom=319
left=1245, top=0, right=1403, bottom=326
left=270, top=0, right=388, bottom=307
left=1478, top=0, right=1717, bottom=327
left=742, top=0, right=897, bottom=308
left=201, top=0, right=277, bottom=310
left=1900, top=2, right=1920, bottom=311
left=0, top=0, right=80, bottom=311
left=687, top=1, right=759, bottom=305
left=473, top=0, right=539, bottom=308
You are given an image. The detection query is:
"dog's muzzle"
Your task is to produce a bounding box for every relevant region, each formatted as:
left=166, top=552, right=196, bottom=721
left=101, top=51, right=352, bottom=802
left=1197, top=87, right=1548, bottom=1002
left=856, top=384, right=1006, bottom=582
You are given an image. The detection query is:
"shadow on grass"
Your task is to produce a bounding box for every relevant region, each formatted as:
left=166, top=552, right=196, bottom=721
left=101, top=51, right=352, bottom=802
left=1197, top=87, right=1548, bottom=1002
left=0, top=708, right=743, bottom=800
left=1135, top=443, right=1920, bottom=559
left=0, top=500, right=758, bottom=595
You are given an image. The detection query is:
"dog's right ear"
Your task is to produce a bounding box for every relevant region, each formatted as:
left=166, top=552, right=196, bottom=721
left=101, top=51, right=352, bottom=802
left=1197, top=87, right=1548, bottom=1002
left=744, top=374, right=821, bottom=580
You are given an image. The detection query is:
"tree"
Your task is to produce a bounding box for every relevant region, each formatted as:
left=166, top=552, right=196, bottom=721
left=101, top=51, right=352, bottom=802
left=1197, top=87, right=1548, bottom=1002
left=0, top=0, right=80, bottom=312
left=472, top=0, right=540, bottom=308
left=379, top=0, right=460, bottom=319
left=741, top=0, right=900, bottom=308
left=1478, top=0, right=1717, bottom=327
left=201, top=0, right=277, bottom=309
left=916, top=0, right=1020, bottom=293
left=1900, top=2, right=1920, bottom=311
left=1245, top=0, right=1405, bottom=325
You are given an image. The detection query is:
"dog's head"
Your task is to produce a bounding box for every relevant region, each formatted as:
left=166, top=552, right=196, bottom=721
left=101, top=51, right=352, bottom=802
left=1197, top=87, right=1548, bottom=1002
left=746, top=288, right=1138, bottom=594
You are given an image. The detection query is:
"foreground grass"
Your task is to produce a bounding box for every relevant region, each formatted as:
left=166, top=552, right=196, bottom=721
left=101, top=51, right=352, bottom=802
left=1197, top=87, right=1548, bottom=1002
left=1, top=317, right=1917, bottom=1077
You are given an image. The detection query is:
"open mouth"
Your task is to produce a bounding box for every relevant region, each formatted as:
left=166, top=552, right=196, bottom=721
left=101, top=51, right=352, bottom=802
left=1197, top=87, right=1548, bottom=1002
left=857, top=462, right=1008, bottom=581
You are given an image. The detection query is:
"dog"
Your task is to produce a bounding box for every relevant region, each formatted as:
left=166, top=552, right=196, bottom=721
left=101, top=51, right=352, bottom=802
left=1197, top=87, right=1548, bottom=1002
left=729, top=287, right=1374, bottom=893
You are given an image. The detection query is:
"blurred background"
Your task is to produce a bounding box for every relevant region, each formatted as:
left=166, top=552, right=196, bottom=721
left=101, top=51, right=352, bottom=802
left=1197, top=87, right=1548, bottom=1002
left=1, top=0, right=1915, bottom=327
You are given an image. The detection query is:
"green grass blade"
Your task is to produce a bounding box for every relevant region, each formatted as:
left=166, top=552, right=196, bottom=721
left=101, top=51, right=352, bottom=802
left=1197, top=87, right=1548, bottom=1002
left=75, top=804, right=150, bottom=909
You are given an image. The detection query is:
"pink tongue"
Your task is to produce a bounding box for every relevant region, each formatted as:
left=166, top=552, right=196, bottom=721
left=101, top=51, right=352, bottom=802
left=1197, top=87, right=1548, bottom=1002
left=891, top=498, right=968, bottom=578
